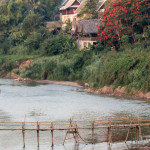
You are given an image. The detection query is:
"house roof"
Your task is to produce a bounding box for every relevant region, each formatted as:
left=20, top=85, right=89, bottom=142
left=97, top=0, right=106, bottom=11
left=74, top=0, right=86, bottom=14
left=73, top=19, right=102, bottom=34
left=46, top=22, right=62, bottom=31
left=74, top=0, right=106, bottom=14
left=60, top=0, right=80, bottom=10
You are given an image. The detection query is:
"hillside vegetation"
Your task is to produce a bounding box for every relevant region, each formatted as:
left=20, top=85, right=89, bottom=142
left=0, top=0, right=150, bottom=95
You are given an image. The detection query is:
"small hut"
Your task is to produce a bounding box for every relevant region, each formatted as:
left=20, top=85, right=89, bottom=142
left=71, top=19, right=102, bottom=49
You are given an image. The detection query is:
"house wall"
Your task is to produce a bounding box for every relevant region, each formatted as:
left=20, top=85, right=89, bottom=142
left=60, top=8, right=77, bottom=15
left=77, top=39, right=97, bottom=49
left=60, top=13, right=78, bottom=24
left=60, top=0, right=80, bottom=23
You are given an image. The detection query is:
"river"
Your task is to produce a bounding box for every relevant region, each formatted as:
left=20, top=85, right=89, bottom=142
left=0, top=79, right=150, bottom=150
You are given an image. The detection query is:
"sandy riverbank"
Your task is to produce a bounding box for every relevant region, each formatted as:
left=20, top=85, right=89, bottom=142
left=36, top=80, right=84, bottom=88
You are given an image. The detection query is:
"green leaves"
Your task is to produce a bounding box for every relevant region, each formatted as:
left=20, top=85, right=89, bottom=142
left=22, top=13, right=42, bottom=34
left=41, top=34, right=77, bottom=56
left=78, top=0, right=98, bottom=20
left=0, top=0, right=61, bottom=54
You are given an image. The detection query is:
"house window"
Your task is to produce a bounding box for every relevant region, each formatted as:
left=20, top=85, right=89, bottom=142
left=73, top=8, right=75, bottom=12
left=67, top=8, right=70, bottom=14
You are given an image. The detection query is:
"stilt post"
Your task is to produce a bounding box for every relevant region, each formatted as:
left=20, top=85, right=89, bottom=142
left=22, top=122, right=25, bottom=148
left=92, top=121, right=94, bottom=144
left=51, top=122, right=54, bottom=147
left=37, top=121, right=40, bottom=147
left=108, top=120, right=112, bottom=145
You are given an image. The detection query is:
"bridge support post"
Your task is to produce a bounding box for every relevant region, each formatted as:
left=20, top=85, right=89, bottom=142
left=51, top=123, right=54, bottom=147
left=37, top=122, right=40, bottom=147
left=22, top=123, right=25, bottom=148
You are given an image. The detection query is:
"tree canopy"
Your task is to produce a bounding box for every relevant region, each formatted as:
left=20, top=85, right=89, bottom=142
left=0, top=0, right=63, bottom=55
left=77, top=0, right=98, bottom=20
left=97, top=0, right=150, bottom=47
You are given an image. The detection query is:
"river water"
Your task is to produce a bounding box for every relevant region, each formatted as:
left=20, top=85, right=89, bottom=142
left=0, top=79, right=150, bottom=150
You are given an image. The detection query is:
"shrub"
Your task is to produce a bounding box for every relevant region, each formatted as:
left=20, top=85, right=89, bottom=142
left=121, top=35, right=129, bottom=44
left=13, top=68, right=20, bottom=75
left=22, top=62, right=43, bottom=79
left=9, top=45, right=29, bottom=55
left=41, top=34, right=77, bottom=56
left=135, top=34, right=143, bottom=42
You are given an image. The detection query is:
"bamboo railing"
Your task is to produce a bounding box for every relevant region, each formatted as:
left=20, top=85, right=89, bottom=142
left=0, top=116, right=150, bottom=147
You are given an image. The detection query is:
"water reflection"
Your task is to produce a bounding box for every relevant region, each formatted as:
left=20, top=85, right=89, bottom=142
left=0, top=109, right=11, bottom=122
left=20, top=142, right=147, bottom=150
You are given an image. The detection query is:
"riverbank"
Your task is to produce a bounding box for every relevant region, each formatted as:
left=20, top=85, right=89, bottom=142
left=36, top=80, right=84, bottom=88
left=8, top=68, right=150, bottom=100
left=33, top=79, right=150, bottom=100
left=36, top=80, right=150, bottom=100
left=84, top=86, right=150, bottom=100
left=11, top=76, right=150, bottom=100
left=1, top=44, right=150, bottom=101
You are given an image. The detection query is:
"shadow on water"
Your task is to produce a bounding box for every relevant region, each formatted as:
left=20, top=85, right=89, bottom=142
left=21, top=81, right=48, bottom=87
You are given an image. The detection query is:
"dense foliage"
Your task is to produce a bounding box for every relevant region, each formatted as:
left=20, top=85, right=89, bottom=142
left=0, top=0, right=150, bottom=95
left=98, top=0, right=150, bottom=48
left=77, top=0, right=98, bottom=20
left=0, top=0, right=75, bottom=55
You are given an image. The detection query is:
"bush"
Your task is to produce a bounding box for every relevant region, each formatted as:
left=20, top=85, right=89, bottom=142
left=121, top=35, right=129, bottom=44
left=9, top=45, right=29, bottom=55
left=13, top=68, right=20, bottom=75
left=2, top=60, right=15, bottom=72
left=22, top=62, right=43, bottom=79
left=24, top=31, right=43, bottom=50
left=135, top=34, right=143, bottom=42
left=143, top=26, right=150, bottom=40
left=41, top=34, right=77, bottom=56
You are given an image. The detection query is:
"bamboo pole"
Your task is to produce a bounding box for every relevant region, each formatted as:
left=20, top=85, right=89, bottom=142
left=22, top=123, right=25, bottom=148
left=37, top=122, right=40, bottom=147
left=51, top=122, right=54, bottom=147
left=108, top=120, right=112, bottom=145
left=63, top=131, right=68, bottom=145
left=92, top=121, right=94, bottom=144
left=75, top=121, right=79, bottom=144
left=138, top=117, right=142, bottom=144
left=125, top=116, right=133, bottom=143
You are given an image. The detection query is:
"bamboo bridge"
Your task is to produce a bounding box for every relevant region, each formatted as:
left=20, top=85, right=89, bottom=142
left=0, top=116, right=150, bottom=147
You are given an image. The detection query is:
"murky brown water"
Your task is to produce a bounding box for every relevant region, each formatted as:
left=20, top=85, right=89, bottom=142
left=0, top=79, right=150, bottom=150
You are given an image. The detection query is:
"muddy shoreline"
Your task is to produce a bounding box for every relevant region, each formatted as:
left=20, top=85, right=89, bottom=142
left=36, top=80, right=84, bottom=88
left=5, top=72, right=150, bottom=100
left=84, top=86, right=150, bottom=100
left=36, top=80, right=150, bottom=100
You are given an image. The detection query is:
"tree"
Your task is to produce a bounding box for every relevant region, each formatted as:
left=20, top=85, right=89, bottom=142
left=33, top=0, right=61, bottom=21
left=97, top=0, right=150, bottom=47
left=22, top=13, right=42, bottom=34
left=77, top=0, right=98, bottom=20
